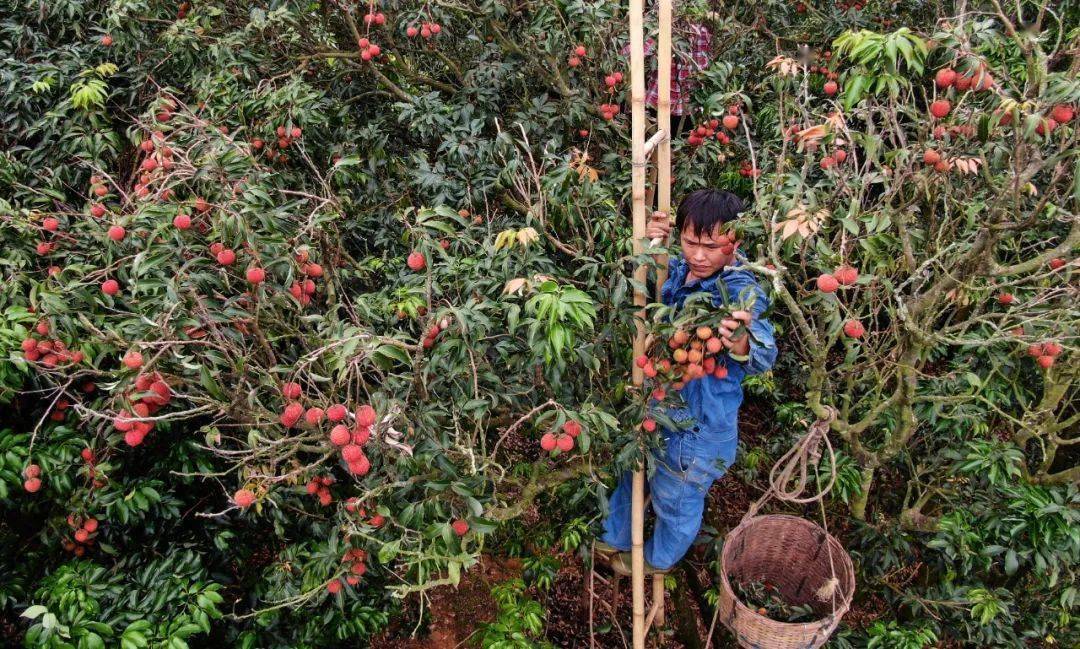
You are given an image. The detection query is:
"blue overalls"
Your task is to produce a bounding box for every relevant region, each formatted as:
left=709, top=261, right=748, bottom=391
left=600, top=256, right=778, bottom=569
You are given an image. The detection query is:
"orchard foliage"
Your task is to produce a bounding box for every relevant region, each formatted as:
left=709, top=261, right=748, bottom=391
left=1, top=0, right=1078, bottom=646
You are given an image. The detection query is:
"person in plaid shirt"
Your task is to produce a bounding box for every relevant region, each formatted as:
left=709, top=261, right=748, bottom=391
left=620, top=20, right=713, bottom=134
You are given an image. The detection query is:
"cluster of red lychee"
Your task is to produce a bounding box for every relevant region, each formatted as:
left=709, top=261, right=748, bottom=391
left=604, top=70, right=624, bottom=91
left=809, top=54, right=838, bottom=84
left=327, top=547, right=369, bottom=593
left=405, top=22, right=441, bottom=39
left=114, top=370, right=173, bottom=447
left=568, top=44, right=587, bottom=67
left=598, top=102, right=622, bottom=121
left=815, top=264, right=859, bottom=293
left=345, top=498, right=385, bottom=527
left=934, top=66, right=995, bottom=93
left=21, top=320, right=86, bottom=367
left=155, top=98, right=177, bottom=124
left=133, top=131, right=175, bottom=201
left=738, top=161, right=760, bottom=178
left=288, top=249, right=323, bottom=307
left=539, top=419, right=582, bottom=453
left=818, top=147, right=848, bottom=169
left=657, top=325, right=733, bottom=389
left=252, top=124, right=303, bottom=164
left=932, top=123, right=977, bottom=141
left=33, top=210, right=66, bottom=257
left=814, top=265, right=866, bottom=338
left=305, top=475, right=336, bottom=506
left=61, top=514, right=100, bottom=556
left=1027, top=341, right=1063, bottom=369
left=686, top=119, right=731, bottom=147
left=922, top=148, right=952, bottom=173
left=422, top=317, right=450, bottom=349
left=357, top=38, right=381, bottom=61
left=47, top=396, right=72, bottom=422
left=451, top=518, right=469, bottom=536
left=721, top=105, right=742, bottom=131
left=279, top=382, right=377, bottom=477
left=89, top=175, right=110, bottom=217
left=23, top=464, right=43, bottom=492
left=635, top=259, right=773, bottom=421
left=81, top=447, right=107, bottom=489
left=1030, top=104, right=1074, bottom=137
left=635, top=306, right=753, bottom=413
left=362, top=11, right=386, bottom=26
left=205, top=242, right=268, bottom=285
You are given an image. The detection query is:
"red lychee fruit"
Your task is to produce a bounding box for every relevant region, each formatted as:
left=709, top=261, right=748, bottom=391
left=282, top=382, right=302, bottom=400
left=930, top=100, right=951, bottom=119
left=330, top=425, right=351, bottom=446
left=816, top=274, right=839, bottom=293
left=356, top=404, right=376, bottom=427
left=833, top=265, right=858, bottom=285
left=101, top=279, right=120, bottom=295
left=245, top=267, right=265, bottom=284
left=123, top=351, right=143, bottom=369
left=843, top=320, right=865, bottom=338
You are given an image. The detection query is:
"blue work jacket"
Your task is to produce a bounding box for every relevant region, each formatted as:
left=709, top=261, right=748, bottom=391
left=657, top=256, right=778, bottom=437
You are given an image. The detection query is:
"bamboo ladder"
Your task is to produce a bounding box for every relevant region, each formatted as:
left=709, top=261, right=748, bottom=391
left=627, top=0, right=672, bottom=645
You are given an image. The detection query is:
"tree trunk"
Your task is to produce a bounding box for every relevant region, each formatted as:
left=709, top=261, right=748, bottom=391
left=671, top=572, right=704, bottom=649
left=850, top=466, right=875, bottom=521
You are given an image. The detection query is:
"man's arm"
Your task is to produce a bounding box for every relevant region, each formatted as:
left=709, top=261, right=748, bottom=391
left=719, top=278, right=777, bottom=376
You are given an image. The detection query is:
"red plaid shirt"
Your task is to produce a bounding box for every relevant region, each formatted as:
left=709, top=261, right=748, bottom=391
left=620, top=23, right=712, bottom=116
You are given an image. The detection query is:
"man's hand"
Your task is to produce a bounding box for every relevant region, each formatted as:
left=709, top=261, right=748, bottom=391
left=646, top=210, right=673, bottom=240
left=719, top=310, right=752, bottom=356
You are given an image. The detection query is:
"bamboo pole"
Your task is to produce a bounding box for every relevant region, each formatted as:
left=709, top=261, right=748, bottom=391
left=655, top=0, right=673, bottom=296
left=646, top=0, right=673, bottom=633
left=627, top=0, right=649, bottom=643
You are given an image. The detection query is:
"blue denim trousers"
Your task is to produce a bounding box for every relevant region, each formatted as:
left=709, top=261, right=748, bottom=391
left=600, top=425, right=737, bottom=569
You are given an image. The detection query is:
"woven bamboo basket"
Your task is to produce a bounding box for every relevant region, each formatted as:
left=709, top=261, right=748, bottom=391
left=717, top=513, right=855, bottom=649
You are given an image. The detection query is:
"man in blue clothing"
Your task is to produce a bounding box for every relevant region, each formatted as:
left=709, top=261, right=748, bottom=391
left=597, top=189, right=778, bottom=575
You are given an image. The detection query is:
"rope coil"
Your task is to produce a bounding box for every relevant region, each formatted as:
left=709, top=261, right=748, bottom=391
left=742, top=406, right=837, bottom=523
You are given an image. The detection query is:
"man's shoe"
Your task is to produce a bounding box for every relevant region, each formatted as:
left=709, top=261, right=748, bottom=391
left=609, top=551, right=671, bottom=577
left=593, top=540, right=625, bottom=560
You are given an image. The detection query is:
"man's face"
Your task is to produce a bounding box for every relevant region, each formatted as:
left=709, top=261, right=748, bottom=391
left=680, top=223, right=738, bottom=280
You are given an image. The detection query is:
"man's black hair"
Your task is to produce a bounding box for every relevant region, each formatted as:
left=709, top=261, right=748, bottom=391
left=675, top=189, right=745, bottom=239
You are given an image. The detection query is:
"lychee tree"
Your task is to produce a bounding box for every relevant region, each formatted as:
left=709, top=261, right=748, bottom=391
left=1, top=0, right=1078, bottom=647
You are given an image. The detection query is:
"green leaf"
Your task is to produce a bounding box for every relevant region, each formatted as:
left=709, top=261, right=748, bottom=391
left=21, top=605, right=47, bottom=620
left=1004, top=549, right=1018, bottom=575
left=83, top=633, right=106, bottom=649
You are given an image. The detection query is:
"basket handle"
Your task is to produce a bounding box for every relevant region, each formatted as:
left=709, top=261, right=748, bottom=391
left=740, top=406, right=838, bottom=524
